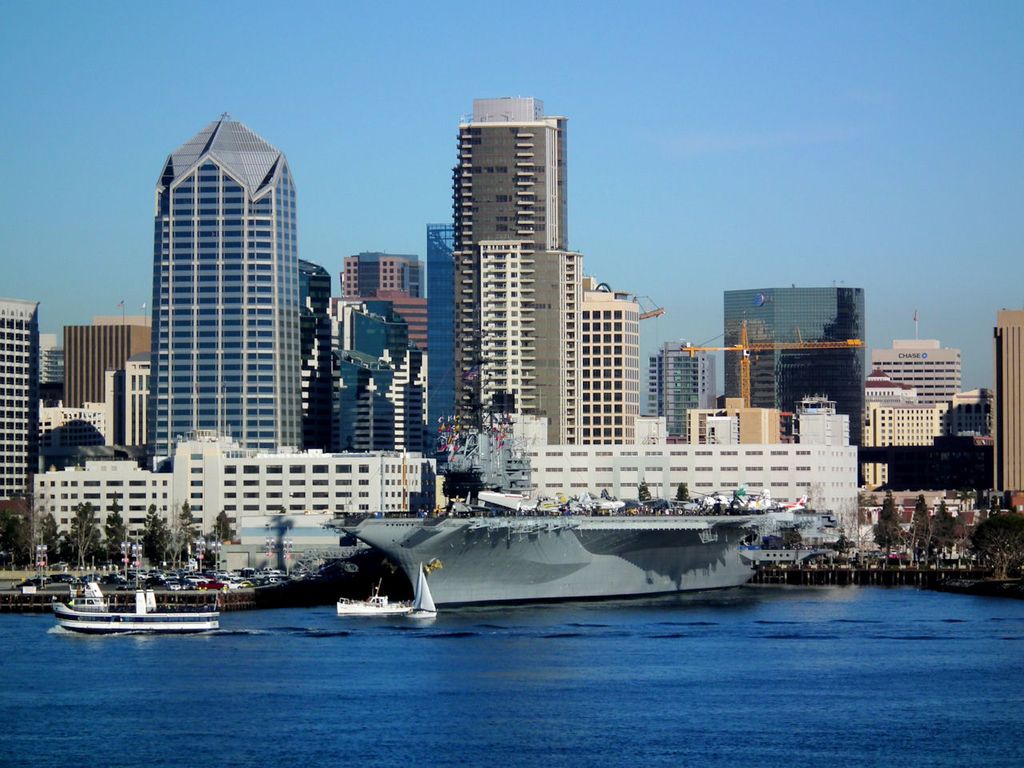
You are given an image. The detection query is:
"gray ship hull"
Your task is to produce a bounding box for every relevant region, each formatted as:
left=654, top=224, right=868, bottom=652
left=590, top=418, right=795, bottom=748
left=346, top=515, right=758, bottom=606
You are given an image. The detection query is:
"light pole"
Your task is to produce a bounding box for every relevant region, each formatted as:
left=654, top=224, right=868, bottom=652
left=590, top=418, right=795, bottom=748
left=35, top=544, right=47, bottom=587
left=194, top=537, right=207, bottom=574
left=208, top=539, right=222, bottom=572
left=283, top=538, right=293, bottom=577
left=120, top=540, right=131, bottom=582
left=130, top=543, right=142, bottom=587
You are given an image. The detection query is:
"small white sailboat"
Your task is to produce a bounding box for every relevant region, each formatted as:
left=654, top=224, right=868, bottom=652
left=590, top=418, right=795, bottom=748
left=409, top=563, right=437, bottom=619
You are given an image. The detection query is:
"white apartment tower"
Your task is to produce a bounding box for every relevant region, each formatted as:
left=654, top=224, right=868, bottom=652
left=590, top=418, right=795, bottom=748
left=0, top=299, right=39, bottom=500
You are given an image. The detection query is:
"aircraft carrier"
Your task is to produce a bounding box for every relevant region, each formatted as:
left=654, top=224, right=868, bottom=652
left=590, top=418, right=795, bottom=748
left=344, top=512, right=761, bottom=607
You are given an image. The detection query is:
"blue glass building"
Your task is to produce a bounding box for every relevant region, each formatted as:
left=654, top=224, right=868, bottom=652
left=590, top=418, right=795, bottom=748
left=426, top=223, right=455, bottom=429
left=298, top=259, right=334, bottom=452
left=149, top=116, right=301, bottom=458
left=724, top=287, right=865, bottom=445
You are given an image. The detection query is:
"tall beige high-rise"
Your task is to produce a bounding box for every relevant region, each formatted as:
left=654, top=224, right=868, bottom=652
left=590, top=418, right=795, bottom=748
left=994, top=310, right=1024, bottom=492
left=453, top=98, right=580, bottom=443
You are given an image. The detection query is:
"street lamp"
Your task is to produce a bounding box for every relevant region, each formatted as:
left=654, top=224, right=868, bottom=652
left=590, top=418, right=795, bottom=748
left=120, top=540, right=131, bottom=581
left=283, top=538, right=293, bottom=576
left=35, top=544, right=47, bottom=587
left=194, top=537, right=207, bottom=574
left=130, top=543, right=142, bottom=587
left=208, top=539, right=222, bottom=572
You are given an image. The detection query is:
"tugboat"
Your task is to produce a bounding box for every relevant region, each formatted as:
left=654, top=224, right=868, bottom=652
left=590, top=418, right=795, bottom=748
left=53, top=582, right=219, bottom=634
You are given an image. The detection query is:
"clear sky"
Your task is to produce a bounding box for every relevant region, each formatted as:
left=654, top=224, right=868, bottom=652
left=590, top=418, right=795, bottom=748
left=2, top=1, right=1021, bottom=388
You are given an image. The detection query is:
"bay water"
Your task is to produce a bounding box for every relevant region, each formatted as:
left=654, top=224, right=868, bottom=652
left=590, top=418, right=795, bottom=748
left=2, top=586, right=1022, bottom=767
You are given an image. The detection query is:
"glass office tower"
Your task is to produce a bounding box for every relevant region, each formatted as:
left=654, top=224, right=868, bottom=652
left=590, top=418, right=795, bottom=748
left=724, top=287, right=865, bottom=445
left=426, top=223, right=455, bottom=430
left=149, top=116, right=301, bottom=458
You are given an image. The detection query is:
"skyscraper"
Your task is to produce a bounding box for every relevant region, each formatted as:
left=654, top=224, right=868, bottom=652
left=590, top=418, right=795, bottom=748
left=994, top=309, right=1024, bottom=493
left=149, top=116, right=301, bottom=459
left=581, top=280, right=639, bottom=444
left=647, top=343, right=716, bottom=440
left=298, top=259, right=334, bottom=452
left=453, top=97, right=580, bottom=443
left=0, top=298, right=38, bottom=500
left=724, top=287, right=865, bottom=445
left=426, top=223, right=455, bottom=429
left=64, top=317, right=149, bottom=408
left=342, top=252, right=428, bottom=351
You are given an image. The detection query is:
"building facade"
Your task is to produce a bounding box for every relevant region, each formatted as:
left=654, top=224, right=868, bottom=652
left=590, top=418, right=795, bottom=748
left=724, top=287, right=865, bottom=445
left=34, top=433, right=436, bottom=539
left=453, top=98, right=579, bottom=442
left=647, top=343, right=716, bottom=439
left=516, top=421, right=856, bottom=514
left=342, top=252, right=423, bottom=299
left=39, top=333, right=64, bottom=385
left=333, top=300, right=426, bottom=453
left=103, top=353, right=150, bottom=447
left=64, top=317, right=149, bottom=409
left=946, top=389, right=992, bottom=437
left=686, top=399, right=782, bottom=445
left=581, top=280, right=639, bottom=444
left=298, top=259, right=334, bottom=452
left=149, top=116, right=302, bottom=458
left=0, top=299, right=38, bottom=500
left=871, top=339, right=961, bottom=406
left=426, top=223, right=455, bottom=430
left=994, top=310, right=1024, bottom=492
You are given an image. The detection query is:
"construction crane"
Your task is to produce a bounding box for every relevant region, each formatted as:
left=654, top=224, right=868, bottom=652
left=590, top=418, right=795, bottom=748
left=636, top=296, right=665, bottom=321
left=682, top=320, right=864, bottom=408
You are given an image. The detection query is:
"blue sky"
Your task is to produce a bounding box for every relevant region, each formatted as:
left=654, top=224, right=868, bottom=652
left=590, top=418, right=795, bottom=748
left=2, top=1, right=1021, bottom=388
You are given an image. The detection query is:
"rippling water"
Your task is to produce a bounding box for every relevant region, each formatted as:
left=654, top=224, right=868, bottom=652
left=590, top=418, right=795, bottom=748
left=2, top=586, right=1023, bottom=767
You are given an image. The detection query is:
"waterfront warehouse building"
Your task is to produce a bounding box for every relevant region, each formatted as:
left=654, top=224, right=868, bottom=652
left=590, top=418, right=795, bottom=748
left=723, top=287, right=865, bottom=445
left=453, top=97, right=582, bottom=445
left=871, top=339, right=961, bottom=406
left=149, top=116, right=301, bottom=459
left=994, top=309, right=1024, bottom=493
left=426, top=223, right=455, bottom=428
left=514, top=416, right=857, bottom=516
left=34, top=433, right=436, bottom=540
left=0, top=298, right=39, bottom=500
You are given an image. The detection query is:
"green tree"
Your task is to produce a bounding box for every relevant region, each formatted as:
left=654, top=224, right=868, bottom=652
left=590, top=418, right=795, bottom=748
left=104, top=499, right=127, bottom=562
left=39, top=512, right=60, bottom=556
left=956, top=488, right=977, bottom=511
left=874, top=491, right=903, bottom=556
left=637, top=480, right=652, bottom=503
left=0, top=508, right=28, bottom=567
left=169, top=502, right=197, bottom=566
left=931, top=500, right=956, bottom=561
left=69, top=502, right=100, bottom=569
left=675, top=482, right=689, bottom=502
left=971, top=513, right=1024, bottom=579
left=142, top=506, right=169, bottom=565
left=212, top=510, right=234, bottom=542
left=911, top=494, right=932, bottom=565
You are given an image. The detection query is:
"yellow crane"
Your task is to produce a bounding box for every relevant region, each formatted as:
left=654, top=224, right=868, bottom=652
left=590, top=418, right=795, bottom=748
left=682, top=320, right=864, bottom=408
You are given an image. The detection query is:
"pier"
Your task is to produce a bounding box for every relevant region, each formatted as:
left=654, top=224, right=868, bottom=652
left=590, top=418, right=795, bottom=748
left=0, top=588, right=256, bottom=613
left=751, top=565, right=993, bottom=588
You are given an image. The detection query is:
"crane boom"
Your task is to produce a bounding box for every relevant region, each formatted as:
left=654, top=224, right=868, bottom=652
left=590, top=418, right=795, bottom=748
left=682, top=320, right=863, bottom=407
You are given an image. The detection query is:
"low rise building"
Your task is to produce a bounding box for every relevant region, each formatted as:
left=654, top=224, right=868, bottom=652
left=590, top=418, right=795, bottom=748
left=34, top=432, right=436, bottom=540
left=686, top=398, right=781, bottom=445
